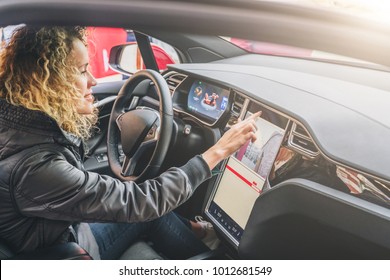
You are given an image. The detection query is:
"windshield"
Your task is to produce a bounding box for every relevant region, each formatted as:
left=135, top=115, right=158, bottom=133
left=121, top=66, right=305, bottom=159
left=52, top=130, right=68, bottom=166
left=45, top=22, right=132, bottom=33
left=223, top=37, right=378, bottom=67
left=256, top=0, right=390, bottom=23
left=224, top=0, right=390, bottom=69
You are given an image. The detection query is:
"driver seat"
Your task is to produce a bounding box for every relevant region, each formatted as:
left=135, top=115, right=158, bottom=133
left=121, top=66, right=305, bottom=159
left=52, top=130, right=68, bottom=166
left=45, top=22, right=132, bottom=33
left=119, top=241, right=164, bottom=260
left=0, top=238, right=163, bottom=260
left=0, top=239, right=92, bottom=260
left=0, top=239, right=13, bottom=259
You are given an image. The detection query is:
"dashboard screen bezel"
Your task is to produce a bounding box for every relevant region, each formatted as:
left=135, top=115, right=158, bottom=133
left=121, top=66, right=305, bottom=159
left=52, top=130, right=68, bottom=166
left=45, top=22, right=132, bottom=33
left=205, top=99, right=290, bottom=247
left=172, top=77, right=232, bottom=126
left=187, top=80, right=230, bottom=123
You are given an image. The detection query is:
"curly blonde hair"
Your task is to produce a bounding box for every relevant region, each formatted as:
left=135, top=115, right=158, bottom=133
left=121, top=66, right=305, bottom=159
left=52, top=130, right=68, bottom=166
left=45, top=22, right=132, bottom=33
left=0, top=26, right=97, bottom=140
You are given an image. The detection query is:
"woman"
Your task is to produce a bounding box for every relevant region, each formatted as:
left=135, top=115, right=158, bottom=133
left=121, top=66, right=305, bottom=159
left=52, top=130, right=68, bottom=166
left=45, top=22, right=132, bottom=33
left=0, top=26, right=259, bottom=259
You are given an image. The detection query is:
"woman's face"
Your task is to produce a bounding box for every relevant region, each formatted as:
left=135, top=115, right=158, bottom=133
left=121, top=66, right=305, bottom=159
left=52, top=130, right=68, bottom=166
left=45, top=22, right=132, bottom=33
left=72, top=38, right=97, bottom=114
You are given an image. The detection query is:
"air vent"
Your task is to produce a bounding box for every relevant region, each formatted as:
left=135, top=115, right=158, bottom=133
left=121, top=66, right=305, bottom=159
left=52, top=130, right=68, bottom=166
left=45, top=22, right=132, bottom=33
left=234, top=92, right=246, bottom=105
left=288, top=122, right=319, bottom=158
left=294, top=123, right=310, bottom=137
left=231, top=92, right=246, bottom=117
left=165, top=72, right=187, bottom=95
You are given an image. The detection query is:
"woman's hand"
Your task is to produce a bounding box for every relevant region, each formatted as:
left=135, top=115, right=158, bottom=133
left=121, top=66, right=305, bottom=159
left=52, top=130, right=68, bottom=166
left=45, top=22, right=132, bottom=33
left=202, top=111, right=261, bottom=170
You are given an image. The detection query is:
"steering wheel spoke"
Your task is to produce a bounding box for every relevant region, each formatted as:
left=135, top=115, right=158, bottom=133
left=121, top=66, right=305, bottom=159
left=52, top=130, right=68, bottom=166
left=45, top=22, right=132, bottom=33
left=121, top=140, right=157, bottom=177
left=143, top=123, right=159, bottom=143
left=121, top=155, right=136, bottom=177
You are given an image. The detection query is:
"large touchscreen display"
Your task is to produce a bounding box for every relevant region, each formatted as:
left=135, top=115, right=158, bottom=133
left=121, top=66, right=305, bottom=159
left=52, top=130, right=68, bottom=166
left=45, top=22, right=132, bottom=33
left=187, top=80, right=230, bottom=122
left=206, top=102, right=289, bottom=244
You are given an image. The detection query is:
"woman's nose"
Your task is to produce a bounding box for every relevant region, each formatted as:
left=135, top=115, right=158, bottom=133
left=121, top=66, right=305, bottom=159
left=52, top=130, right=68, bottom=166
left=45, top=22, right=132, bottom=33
left=88, top=71, right=97, bottom=87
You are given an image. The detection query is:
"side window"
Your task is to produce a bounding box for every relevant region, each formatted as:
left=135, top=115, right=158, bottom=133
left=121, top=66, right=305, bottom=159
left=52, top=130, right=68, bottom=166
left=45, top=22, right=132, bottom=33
left=87, top=27, right=180, bottom=83
left=1, top=24, right=25, bottom=47
left=87, top=27, right=127, bottom=82
left=149, top=36, right=180, bottom=68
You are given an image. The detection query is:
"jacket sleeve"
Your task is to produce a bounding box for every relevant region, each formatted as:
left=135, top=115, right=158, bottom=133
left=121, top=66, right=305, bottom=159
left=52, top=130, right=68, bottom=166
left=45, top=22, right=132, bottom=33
left=12, top=150, right=211, bottom=223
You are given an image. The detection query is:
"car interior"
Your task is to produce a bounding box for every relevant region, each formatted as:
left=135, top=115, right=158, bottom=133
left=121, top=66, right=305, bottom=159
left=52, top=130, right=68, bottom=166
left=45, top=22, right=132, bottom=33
left=1, top=0, right=390, bottom=260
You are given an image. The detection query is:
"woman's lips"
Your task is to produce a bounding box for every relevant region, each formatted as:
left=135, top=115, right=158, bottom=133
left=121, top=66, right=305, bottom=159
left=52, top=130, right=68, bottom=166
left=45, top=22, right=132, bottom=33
left=84, top=93, right=94, bottom=102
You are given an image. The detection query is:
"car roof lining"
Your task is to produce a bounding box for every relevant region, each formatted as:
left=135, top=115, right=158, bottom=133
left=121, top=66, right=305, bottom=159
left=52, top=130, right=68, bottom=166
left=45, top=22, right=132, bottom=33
left=1, top=0, right=390, bottom=67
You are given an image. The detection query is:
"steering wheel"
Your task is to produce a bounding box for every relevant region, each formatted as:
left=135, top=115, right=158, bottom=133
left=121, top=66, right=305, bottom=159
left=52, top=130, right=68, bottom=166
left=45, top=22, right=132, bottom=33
left=107, top=70, right=173, bottom=182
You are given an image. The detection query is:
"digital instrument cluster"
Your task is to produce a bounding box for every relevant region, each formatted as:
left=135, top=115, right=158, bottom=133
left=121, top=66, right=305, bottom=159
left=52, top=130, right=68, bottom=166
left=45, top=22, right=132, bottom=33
left=187, top=80, right=230, bottom=123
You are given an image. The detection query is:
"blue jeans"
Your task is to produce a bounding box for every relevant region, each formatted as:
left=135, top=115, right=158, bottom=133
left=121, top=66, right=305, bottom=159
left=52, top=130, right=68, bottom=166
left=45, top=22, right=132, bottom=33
left=89, top=212, right=209, bottom=259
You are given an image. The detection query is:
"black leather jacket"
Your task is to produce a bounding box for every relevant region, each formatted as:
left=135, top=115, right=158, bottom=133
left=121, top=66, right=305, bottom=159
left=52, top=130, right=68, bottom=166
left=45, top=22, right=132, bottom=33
left=0, top=99, right=211, bottom=254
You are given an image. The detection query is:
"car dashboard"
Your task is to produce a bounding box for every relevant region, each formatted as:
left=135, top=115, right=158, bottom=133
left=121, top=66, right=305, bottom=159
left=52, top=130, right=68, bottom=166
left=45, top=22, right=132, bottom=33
left=158, top=59, right=390, bottom=258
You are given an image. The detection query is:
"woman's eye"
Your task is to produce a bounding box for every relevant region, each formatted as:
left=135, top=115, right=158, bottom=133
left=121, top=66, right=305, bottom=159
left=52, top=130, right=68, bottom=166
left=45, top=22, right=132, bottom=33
left=80, top=70, right=87, bottom=75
